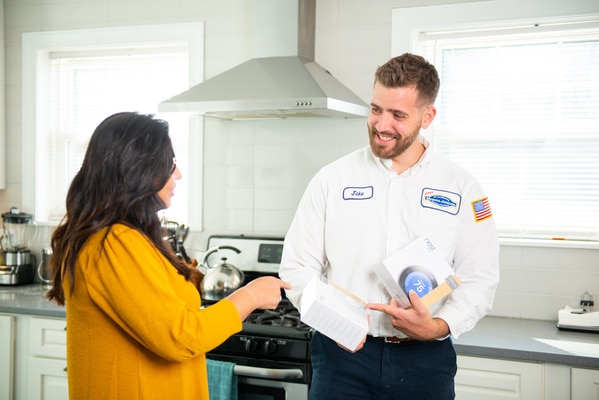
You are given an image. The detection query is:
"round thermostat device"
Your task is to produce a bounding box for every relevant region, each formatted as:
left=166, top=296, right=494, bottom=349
left=399, top=266, right=438, bottom=298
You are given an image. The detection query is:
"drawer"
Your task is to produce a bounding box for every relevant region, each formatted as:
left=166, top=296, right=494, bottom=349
left=27, top=356, right=69, bottom=399
left=28, top=317, right=67, bottom=359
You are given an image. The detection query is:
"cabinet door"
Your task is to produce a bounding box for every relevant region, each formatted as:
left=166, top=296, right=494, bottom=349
left=0, top=315, right=15, bottom=400
left=27, top=317, right=68, bottom=400
left=28, top=317, right=67, bottom=358
left=572, top=368, right=599, bottom=400
left=455, top=355, right=543, bottom=400
left=27, top=357, right=68, bottom=400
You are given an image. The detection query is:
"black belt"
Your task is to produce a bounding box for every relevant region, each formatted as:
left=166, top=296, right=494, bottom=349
left=370, top=335, right=414, bottom=344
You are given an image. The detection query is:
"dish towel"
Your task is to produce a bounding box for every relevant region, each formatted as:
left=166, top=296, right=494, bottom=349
left=207, top=359, right=238, bottom=400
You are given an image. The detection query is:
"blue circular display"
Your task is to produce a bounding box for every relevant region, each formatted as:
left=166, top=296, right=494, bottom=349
left=399, top=266, right=437, bottom=298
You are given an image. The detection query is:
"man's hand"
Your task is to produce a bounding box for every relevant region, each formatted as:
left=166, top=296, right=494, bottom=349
left=366, top=290, right=449, bottom=340
left=336, top=334, right=367, bottom=353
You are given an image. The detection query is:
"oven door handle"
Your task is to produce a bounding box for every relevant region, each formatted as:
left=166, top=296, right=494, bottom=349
left=233, top=365, right=304, bottom=379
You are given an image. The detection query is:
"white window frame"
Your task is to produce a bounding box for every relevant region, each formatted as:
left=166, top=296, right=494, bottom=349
left=392, top=0, right=599, bottom=249
left=22, top=22, right=205, bottom=229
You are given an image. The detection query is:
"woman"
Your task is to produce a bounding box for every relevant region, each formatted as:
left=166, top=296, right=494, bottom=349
left=46, top=112, right=289, bottom=399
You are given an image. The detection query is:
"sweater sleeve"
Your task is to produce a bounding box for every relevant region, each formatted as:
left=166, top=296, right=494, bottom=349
left=79, top=225, right=242, bottom=362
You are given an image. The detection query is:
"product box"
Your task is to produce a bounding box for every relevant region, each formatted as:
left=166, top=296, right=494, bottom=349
left=300, top=275, right=369, bottom=351
left=374, top=235, right=461, bottom=309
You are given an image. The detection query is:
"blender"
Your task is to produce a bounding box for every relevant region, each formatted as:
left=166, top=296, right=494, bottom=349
left=0, top=207, right=37, bottom=285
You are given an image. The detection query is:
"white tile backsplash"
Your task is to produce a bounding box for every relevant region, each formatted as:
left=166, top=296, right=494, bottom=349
left=494, top=243, right=599, bottom=320
left=254, top=209, right=296, bottom=234
left=225, top=187, right=254, bottom=209
left=224, top=144, right=255, bottom=165
left=43, top=2, right=108, bottom=27
left=227, top=166, right=255, bottom=188
left=225, top=208, right=254, bottom=232
left=4, top=4, right=41, bottom=31
left=202, top=165, right=227, bottom=187
left=338, top=24, right=389, bottom=53
left=254, top=166, right=293, bottom=189
left=254, top=187, right=298, bottom=211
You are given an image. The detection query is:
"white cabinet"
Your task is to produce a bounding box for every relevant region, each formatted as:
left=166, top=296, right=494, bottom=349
left=455, top=355, right=543, bottom=400
left=544, top=363, right=571, bottom=400
left=0, top=315, right=15, bottom=400
left=26, top=317, right=68, bottom=400
left=1, top=313, right=69, bottom=400
left=571, top=368, right=599, bottom=400
left=456, top=355, right=599, bottom=400
left=27, top=358, right=68, bottom=400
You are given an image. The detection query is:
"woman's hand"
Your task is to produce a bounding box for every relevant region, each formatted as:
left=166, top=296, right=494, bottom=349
left=226, top=276, right=292, bottom=320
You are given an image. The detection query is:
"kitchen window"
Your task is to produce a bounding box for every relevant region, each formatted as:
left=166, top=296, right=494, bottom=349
left=22, top=23, right=204, bottom=227
left=393, top=1, right=599, bottom=243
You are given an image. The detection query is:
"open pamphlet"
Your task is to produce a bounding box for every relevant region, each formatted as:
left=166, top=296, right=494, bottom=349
left=374, top=235, right=461, bottom=309
left=300, top=275, right=369, bottom=352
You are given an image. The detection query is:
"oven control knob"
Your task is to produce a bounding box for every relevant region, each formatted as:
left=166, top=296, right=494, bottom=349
left=244, top=338, right=258, bottom=352
left=264, top=339, right=278, bottom=354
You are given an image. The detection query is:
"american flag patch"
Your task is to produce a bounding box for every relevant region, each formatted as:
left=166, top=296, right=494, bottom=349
left=472, top=197, right=492, bottom=222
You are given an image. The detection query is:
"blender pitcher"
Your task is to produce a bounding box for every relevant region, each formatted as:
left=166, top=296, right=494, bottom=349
left=1, top=207, right=38, bottom=285
left=2, top=207, right=37, bottom=250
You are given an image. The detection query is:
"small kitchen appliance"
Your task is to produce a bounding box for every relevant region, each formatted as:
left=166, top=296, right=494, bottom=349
left=0, top=207, right=38, bottom=285
left=203, top=235, right=312, bottom=400
left=557, top=291, right=599, bottom=332
left=37, top=247, right=53, bottom=285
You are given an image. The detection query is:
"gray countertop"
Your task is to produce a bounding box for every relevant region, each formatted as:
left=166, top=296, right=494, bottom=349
left=453, top=315, right=599, bottom=368
left=0, top=283, right=66, bottom=318
left=1, top=284, right=598, bottom=368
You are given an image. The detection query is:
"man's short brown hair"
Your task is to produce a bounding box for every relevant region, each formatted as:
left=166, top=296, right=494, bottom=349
left=374, top=53, right=440, bottom=107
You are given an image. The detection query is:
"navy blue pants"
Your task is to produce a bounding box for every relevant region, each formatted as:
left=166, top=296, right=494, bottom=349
left=308, top=332, right=456, bottom=400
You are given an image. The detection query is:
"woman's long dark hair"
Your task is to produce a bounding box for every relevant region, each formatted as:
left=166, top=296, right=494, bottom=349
left=47, top=112, right=193, bottom=305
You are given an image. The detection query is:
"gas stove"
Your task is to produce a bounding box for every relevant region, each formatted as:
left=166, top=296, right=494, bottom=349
left=204, top=235, right=312, bottom=398
left=217, top=298, right=312, bottom=361
left=201, top=235, right=286, bottom=276
left=203, top=235, right=313, bottom=343
left=246, top=299, right=304, bottom=331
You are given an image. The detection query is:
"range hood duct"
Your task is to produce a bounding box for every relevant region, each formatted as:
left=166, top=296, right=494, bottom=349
left=158, top=0, right=369, bottom=119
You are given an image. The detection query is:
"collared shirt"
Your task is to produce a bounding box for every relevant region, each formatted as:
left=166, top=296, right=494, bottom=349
left=280, top=136, right=499, bottom=339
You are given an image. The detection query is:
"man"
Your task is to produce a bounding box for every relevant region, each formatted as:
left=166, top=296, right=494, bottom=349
left=279, top=53, right=499, bottom=399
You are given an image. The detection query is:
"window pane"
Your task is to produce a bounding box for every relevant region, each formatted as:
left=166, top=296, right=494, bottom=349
left=422, top=29, right=599, bottom=240
left=47, top=51, right=190, bottom=223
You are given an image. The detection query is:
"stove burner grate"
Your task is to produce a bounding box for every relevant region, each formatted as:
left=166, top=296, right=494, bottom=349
left=246, top=299, right=305, bottom=328
left=252, top=309, right=302, bottom=328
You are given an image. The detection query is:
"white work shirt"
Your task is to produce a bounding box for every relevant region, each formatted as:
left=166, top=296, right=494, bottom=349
left=280, top=137, right=500, bottom=339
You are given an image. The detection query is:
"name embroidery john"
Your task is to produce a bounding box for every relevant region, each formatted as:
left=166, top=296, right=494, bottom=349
left=343, top=186, right=374, bottom=200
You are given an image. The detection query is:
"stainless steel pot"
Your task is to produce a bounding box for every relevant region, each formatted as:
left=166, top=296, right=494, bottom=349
left=200, top=245, right=243, bottom=301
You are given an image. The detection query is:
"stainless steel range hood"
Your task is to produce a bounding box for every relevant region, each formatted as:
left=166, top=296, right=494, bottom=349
left=158, top=0, right=369, bottom=119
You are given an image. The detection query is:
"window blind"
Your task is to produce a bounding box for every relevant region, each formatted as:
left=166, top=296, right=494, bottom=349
left=420, top=26, right=599, bottom=241
left=45, top=50, right=190, bottom=223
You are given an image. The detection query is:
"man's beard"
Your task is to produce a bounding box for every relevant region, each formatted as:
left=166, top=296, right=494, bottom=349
left=368, top=123, right=420, bottom=159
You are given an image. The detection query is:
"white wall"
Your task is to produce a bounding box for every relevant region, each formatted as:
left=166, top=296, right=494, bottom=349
left=1, top=0, right=597, bottom=322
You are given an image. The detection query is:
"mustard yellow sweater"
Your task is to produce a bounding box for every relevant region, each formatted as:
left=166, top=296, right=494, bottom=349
left=64, top=224, right=241, bottom=399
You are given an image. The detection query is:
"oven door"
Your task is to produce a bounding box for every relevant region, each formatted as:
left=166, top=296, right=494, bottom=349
left=238, top=376, right=307, bottom=400
left=207, top=356, right=309, bottom=400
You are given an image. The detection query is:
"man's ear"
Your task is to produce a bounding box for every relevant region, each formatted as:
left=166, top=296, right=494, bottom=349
left=421, top=106, right=437, bottom=129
